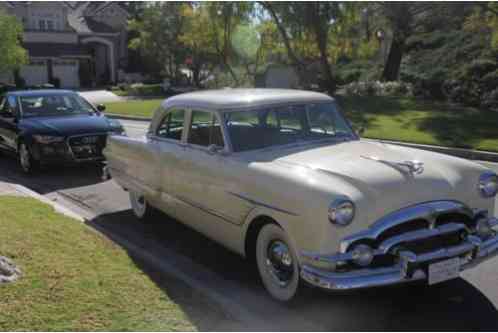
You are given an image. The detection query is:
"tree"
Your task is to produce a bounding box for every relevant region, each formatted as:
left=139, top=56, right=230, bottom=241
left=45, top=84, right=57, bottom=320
left=128, top=2, right=187, bottom=82
left=179, top=4, right=218, bottom=87
left=0, top=10, right=27, bottom=75
left=379, top=3, right=470, bottom=81
left=261, top=2, right=364, bottom=94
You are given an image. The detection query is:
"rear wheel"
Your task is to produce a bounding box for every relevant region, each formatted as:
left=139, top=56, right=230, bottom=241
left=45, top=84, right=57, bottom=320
left=129, top=191, right=156, bottom=222
left=256, top=223, right=300, bottom=301
left=18, top=142, right=38, bottom=174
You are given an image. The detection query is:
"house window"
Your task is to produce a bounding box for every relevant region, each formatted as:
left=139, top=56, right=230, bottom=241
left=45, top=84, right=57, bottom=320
left=37, top=19, right=56, bottom=31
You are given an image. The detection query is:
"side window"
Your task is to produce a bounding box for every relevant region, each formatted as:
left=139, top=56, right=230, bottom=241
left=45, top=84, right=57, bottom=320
left=188, top=111, right=224, bottom=148
left=156, top=109, right=185, bottom=141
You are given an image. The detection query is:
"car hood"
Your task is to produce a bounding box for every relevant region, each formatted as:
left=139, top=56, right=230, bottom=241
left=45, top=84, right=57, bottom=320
left=21, top=114, right=113, bottom=136
left=250, top=139, right=490, bottom=225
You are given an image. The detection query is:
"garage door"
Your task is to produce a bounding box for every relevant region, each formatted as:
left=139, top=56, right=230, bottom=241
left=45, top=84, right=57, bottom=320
left=20, top=60, right=49, bottom=86
left=53, top=59, right=80, bottom=88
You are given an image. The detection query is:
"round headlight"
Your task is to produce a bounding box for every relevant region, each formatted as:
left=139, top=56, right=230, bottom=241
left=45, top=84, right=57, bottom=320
left=351, top=244, right=374, bottom=267
left=479, top=172, right=498, bottom=198
left=328, top=199, right=355, bottom=226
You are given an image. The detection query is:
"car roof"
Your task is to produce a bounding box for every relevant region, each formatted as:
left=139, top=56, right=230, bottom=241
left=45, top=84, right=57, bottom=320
left=162, top=88, right=334, bottom=111
left=6, top=89, right=77, bottom=97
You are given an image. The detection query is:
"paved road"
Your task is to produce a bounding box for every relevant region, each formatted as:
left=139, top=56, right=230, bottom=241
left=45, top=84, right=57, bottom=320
left=1, top=120, right=498, bottom=330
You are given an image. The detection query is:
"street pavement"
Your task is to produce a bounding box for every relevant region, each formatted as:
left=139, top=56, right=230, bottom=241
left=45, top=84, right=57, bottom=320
left=1, top=119, right=498, bottom=330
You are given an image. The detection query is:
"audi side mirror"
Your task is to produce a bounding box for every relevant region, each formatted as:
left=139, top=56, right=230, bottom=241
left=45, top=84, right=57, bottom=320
left=97, top=104, right=106, bottom=112
left=207, top=144, right=224, bottom=155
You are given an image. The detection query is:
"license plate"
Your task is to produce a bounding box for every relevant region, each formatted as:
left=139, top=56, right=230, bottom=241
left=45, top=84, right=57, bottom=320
left=428, top=257, right=460, bottom=285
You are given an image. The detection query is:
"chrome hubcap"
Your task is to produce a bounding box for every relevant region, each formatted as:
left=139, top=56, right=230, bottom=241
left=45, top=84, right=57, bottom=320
left=131, top=193, right=146, bottom=217
left=20, top=145, right=30, bottom=171
left=266, top=240, right=294, bottom=287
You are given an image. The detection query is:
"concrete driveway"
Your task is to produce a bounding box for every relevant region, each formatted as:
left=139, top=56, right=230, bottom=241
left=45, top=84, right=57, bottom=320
left=78, top=90, right=123, bottom=104
left=1, top=120, right=498, bottom=330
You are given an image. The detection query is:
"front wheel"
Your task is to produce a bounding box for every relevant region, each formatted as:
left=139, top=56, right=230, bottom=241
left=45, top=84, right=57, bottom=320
left=129, top=191, right=156, bottom=222
left=18, top=142, right=38, bottom=174
left=256, top=224, right=300, bottom=302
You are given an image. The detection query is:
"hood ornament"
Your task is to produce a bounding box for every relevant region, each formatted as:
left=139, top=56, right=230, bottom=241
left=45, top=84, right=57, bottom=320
left=361, top=155, right=424, bottom=175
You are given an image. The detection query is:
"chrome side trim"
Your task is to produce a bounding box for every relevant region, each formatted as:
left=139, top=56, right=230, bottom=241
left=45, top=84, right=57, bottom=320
left=175, top=194, right=240, bottom=226
left=340, top=201, right=473, bottom=252
left=227, top=191, right=299, bottom=217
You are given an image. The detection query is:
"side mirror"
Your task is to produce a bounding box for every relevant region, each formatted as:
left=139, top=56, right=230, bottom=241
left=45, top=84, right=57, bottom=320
left=356, top=127, right=365, bottom=137
left=207, top=144, right=223, bottom=155
left=96, top=104, right=106, bottom=112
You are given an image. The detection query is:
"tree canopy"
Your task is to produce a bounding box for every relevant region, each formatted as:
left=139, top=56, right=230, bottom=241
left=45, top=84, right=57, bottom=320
left=127, top=1, right=497, bottom=107
left=0, top=10, right=28, bottom=73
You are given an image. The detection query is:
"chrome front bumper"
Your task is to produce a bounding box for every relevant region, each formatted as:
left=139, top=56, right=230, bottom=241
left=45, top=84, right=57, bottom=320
left=301, top=213, right=498, bottom=291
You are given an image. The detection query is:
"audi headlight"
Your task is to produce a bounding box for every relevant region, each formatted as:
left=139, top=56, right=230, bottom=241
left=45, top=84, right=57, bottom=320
left=33, top=135, right=65, bottom=144
left=328, top=198, right=355, bottom=226
left=478, top=172, right=498, bottom=198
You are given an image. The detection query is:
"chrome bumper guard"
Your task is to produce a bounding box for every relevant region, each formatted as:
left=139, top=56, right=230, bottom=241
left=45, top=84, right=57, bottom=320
left=301, top=216, right=498, bottom=291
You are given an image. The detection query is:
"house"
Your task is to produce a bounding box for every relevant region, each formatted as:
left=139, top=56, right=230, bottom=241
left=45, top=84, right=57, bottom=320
left=0, top=1, right=129, bottom=88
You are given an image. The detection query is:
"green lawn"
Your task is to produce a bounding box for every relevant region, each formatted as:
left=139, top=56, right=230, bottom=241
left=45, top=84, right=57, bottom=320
left=338, top=96, right=498, bottom=153
left=105, top=95, right=498, bottom=153
left=106, top=99, right=163, bottom=118
left=0, top=196, right=218, bottom=331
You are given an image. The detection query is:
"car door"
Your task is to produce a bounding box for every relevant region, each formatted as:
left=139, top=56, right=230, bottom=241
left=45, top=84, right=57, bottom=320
left=151, top=107, right=188, bottom=217
left=0, top=95, right=20, bottom=152
left=171, top=109, right=253, bottom=239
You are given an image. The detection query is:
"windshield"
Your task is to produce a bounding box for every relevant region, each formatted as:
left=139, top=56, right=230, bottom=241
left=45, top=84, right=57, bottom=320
left=19, top=93, right=95, bottom=118
left=224, top=102, right=355, bottom=152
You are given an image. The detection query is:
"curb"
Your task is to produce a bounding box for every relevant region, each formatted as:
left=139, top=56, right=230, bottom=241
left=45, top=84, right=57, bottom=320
left=371, top=139, right=498, bottom=163
left=107, top=113, right=152, bottom=122
left=11, top=184, right=85, bottom=222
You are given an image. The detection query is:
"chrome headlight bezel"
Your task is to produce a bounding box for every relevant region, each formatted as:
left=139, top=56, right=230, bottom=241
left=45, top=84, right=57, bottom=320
left=32, top=135, right=65, bottom=144
left=478, top=171, right=498, bottom=198
left=328, top=198, right=355, bottom=226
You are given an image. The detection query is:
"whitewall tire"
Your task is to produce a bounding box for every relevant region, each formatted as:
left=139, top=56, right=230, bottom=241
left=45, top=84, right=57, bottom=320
left=256, top=223, right=300, bottom=302
left=129, top=191, right=155, bottom=221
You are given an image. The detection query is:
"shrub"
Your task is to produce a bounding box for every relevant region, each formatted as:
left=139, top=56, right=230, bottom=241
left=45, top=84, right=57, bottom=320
left=344, top=81, right=413, bottom=97
left=14, top=75, right=25, bottom=89
left=481, top=88, right=498, bottom=111
left=49, top=77, right=60, bottom=88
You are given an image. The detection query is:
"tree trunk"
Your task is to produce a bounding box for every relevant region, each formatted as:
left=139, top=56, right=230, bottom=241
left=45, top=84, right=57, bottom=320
left=312, top=18, right=336, bottom=95
left=261, top=2, right=303, bottom=69
left=382, top=37, right=404, bottom=81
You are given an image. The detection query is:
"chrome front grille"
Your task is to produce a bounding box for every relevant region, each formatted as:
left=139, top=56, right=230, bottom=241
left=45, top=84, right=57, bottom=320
left=68, top=134, right=107, bottom=160
left=339, top=201, right=477, bottom=269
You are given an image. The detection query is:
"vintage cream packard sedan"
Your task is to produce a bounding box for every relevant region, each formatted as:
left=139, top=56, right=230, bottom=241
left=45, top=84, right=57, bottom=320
left=104, top=89, right=498, bottom=301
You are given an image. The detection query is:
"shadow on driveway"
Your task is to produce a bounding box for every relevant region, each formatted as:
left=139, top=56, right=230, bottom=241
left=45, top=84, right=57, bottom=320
left=0, top=157, right=104, bottom=195
left=87, top=209, right=498, bottom=331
